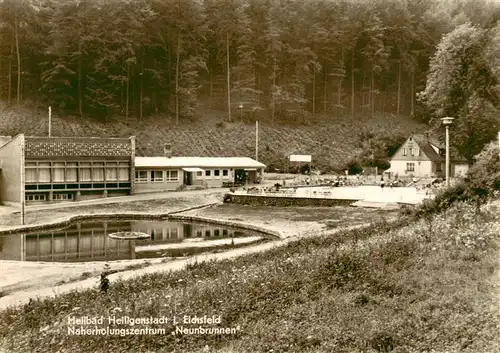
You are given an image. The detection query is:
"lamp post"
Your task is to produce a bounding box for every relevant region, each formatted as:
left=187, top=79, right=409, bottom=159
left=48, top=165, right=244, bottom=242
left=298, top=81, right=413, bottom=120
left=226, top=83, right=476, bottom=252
left=238, top=102, right=243, bottom=121
left=441, top=117, right=454, bottom=187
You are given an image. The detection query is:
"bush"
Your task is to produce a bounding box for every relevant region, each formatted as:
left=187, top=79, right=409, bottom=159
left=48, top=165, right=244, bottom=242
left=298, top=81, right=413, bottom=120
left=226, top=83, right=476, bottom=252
left=416, top=181, right=470, bottom=217
left=414, top=141, right=500, bottom=217
left=347, top=159, right=363, bottom=175
left=467, top=141, right=500, bottom=196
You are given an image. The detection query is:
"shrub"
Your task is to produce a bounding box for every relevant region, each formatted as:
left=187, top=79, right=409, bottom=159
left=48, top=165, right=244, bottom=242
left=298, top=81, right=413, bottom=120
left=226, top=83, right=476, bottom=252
left=347, top=159, right=363, bottom=175
left=416, top=181, right=470, bottom=217
left=412, top=140, right=500, bottom=218
left=467, top=140, right=500, bottom=196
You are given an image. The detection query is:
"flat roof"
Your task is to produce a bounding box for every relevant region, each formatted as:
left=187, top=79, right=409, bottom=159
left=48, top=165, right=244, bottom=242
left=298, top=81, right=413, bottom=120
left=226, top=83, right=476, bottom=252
left=135, top=156, right=266, bottom=169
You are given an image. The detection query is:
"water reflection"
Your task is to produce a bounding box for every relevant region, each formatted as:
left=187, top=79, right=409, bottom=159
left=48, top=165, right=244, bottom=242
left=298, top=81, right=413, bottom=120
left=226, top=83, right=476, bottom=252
left=0, top=219, right=266, bottom=263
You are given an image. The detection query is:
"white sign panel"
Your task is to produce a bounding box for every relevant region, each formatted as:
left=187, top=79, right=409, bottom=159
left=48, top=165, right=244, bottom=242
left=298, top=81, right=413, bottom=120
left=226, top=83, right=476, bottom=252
left=289, top=154, right=312, bottom=163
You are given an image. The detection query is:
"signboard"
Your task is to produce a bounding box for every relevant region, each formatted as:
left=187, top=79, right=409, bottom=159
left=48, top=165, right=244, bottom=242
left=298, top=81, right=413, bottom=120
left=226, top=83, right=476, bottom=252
left=289, top=155, right=312, bottom=163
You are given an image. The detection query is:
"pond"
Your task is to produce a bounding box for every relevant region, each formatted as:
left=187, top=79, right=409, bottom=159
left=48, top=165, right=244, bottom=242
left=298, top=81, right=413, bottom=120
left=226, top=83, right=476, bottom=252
left=0, top=219, right=271, bottom=263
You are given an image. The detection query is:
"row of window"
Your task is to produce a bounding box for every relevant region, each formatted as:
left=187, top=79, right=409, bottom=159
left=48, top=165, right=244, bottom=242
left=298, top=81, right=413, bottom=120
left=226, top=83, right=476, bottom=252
left=196, top=169, right=229, bottom=178
left=25, top=194, right=46, bottom=201
left=25, top=193, right=74, bottom=201
left=135, top=170, right=179, bottom=183
left=402, top=147, right=420, bottom=157
left=134, top=169, right=232, bottom=183
left=25, top=161, right=130, bottom=183
left=406, top=163, right=443, bottom=172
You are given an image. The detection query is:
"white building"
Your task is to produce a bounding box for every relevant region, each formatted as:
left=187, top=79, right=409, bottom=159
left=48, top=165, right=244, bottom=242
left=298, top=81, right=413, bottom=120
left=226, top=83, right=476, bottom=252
left=385, top=134, right=469, bottom=178
left=134, top=147, right=266, bottom=193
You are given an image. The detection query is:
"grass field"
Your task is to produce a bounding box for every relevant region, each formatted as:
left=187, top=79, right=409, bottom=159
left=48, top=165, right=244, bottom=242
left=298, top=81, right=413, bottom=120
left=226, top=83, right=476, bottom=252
left=0, top=102, right=425, bottom=171
left=1, top=199, right=499, bottom=353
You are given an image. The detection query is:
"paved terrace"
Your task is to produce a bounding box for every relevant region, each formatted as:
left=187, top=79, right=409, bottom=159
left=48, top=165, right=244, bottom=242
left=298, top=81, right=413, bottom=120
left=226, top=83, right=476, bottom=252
left=0, top=188, right=227, bottom=216
left=235, top=185, right=434, bottom=205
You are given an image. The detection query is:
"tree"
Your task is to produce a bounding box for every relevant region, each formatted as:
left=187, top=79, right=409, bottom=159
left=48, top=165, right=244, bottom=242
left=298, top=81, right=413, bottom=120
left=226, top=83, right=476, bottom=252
left=420, top=22, right=500, bottom=163
left=0, top=0, right=33, bottom=106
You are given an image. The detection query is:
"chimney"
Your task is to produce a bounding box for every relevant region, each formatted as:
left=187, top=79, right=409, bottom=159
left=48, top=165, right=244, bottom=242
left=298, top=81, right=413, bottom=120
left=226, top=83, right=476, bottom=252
left=164, top=143, right=172, bottom=158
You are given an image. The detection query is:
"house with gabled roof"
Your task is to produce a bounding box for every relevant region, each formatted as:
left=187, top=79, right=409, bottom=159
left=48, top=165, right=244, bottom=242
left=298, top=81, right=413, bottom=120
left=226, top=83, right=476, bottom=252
left=385, top=133, right=469, bottom=178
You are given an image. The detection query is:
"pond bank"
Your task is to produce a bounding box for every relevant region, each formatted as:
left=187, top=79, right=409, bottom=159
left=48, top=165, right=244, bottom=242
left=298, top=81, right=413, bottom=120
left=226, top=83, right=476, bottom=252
left=0, top=204, right=396, bottom=309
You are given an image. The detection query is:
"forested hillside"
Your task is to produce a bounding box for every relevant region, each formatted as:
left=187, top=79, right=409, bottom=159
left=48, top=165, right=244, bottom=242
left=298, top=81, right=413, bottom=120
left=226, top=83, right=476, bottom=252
left=0, top=0, right=500, bottom=171
left=1, top=0, right=498, bottom=120
left=0, top=102, right=424, bottom=172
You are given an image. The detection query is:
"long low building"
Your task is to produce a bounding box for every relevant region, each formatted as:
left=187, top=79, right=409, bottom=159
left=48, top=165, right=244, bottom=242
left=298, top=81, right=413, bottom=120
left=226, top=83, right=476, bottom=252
left=0, top=136, right=266, bottom=205
left=134, top=152, right=266, bottom=193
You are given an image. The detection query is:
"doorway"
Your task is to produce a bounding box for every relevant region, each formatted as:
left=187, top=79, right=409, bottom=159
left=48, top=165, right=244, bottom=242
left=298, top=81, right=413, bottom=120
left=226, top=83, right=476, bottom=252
left=183, top=172, right=193, bottom=186
left=234, top=169, right=246, bottom=184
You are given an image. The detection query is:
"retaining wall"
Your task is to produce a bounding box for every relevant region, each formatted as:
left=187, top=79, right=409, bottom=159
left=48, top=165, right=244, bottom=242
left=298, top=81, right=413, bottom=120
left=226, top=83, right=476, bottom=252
left=225, top=193, right=357, bottom=207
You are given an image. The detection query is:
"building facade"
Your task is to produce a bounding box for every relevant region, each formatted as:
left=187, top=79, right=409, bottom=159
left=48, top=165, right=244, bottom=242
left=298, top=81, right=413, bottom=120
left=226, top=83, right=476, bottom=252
left=0, top=134, right=135, bottom=206
left=386, top=134, right=444, bottom=178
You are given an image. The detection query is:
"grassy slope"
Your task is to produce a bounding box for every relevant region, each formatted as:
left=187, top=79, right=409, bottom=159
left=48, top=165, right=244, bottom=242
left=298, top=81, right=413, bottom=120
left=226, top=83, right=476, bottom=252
left=0, top=102, right=425, bottom=171
left=1, top=200, right=499, bottom=353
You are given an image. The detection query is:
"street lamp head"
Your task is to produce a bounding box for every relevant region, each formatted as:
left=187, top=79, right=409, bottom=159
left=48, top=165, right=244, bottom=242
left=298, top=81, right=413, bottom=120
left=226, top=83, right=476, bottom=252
left=238, top=103, right=243, bottom=109
left=441, top=117, right=454, bottom=126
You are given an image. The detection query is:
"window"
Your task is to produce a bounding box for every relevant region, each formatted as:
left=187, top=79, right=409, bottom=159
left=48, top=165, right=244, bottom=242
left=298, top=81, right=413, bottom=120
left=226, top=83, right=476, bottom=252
left=118, top=162, right=130, bottom=181
left=151, top=170, right=163, bottom=182
left=52, top=162, right=65, bottom=182
left=79, top=162, right=91, bottom=182
left=165, top=170, right=178, bottom=181
left=409, top=148, right=414, bottom=156
left=25, top=162, right=37, bottom=183
left=222, top=169, right=228, bottom=177
left=66, top=162, right=77, bottom=182
left=436, top=163, right=442, bottom=172
left=196, top=171, right=203, bottom=177
left=105, top=162, right=117, bottom=181
left=205, top=170, right=211, bottom=177
left=38, top=162, right=51, bottom=182
left=416, top=148, right=420, bottom=156
left=402, top=148, right=407, bottom=156
left=92, top=162, right=105, bottom=181
left=214, top=170, right=220, bottom=177
left=135, top=170, right=148, bottom=182
left=406, top=163, right=415, bottom=172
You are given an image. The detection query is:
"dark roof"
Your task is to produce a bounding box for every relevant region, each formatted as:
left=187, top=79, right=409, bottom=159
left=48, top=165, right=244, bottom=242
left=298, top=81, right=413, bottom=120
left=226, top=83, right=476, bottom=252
left=412, top=133, right=468, bottom=163
left=411, top=134, right=443, bottom=162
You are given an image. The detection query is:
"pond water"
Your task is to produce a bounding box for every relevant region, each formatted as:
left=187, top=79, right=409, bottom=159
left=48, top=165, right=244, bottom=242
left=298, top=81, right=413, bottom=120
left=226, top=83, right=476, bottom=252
left=0, top=219, right=270, bottom=263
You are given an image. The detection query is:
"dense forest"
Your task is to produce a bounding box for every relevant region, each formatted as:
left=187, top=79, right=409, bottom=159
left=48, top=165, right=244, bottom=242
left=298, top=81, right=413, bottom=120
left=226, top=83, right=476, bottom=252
left=0, top=0, right=499, bottom=123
